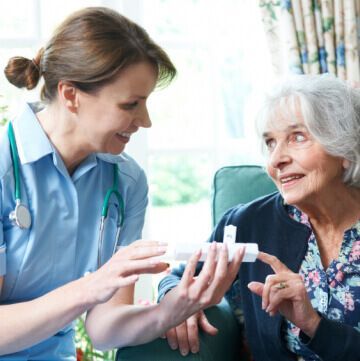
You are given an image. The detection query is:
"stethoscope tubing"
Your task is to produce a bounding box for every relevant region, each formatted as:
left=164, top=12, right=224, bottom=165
left=8, top=123, right=21, bottom=201
left=8, top=121, right=125, bottom=267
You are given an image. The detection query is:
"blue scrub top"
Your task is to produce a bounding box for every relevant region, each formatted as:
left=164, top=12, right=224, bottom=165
left=0, top=103, right=148, bottom=360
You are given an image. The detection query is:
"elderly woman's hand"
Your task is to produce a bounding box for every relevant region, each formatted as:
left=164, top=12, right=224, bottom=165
left=248, top=252, right=321, bottom=337
left=159, top=242, right=245, bottom=355
left=162, top=310, right=218, bottom=356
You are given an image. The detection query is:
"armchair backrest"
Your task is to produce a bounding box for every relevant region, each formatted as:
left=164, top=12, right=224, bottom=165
left=211, top=165, right=277, bottom=226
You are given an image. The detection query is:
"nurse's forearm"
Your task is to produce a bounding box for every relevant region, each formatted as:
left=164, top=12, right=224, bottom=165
left=0, top=277, right=91, bottom=355
left=86, top=302, right=171, bottom=350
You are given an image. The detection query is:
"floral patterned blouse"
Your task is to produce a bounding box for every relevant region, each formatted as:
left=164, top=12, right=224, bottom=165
left=283, top=205, right=360, bottom=360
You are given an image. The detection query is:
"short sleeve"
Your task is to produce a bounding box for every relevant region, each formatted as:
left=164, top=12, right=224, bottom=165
left=0, top=235, right=5, bottom=276
left=0, top=182, right=5, bottom=275
left=118, top=168, right=148, bottom=247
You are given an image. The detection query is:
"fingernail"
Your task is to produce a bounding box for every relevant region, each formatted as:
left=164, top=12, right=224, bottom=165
left=169, top=342, right=177, bottom=350
left=191, top=347, right=199, bottom=354
left=180, top=349, right=188, bottom=356
left=262, top=302, right=265, bottom=310
left=150, top=259, right=160, bottom=265
left=157, top=246, right=167, bottom=252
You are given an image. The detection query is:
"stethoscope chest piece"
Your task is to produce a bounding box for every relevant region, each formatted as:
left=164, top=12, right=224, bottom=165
left=9, top=202, right=31, bottom=229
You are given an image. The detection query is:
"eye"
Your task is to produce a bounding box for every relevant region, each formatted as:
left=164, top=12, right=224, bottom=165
left=291, top=132, right=306, bottom=143
left=120, top=101, right=138, bottom=110
left=264, top=138, right=276, bottom=151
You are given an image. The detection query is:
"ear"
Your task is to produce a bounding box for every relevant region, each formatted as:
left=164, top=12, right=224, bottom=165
left=57, top=81, right=79, bottom=113
left=342, top=159, right=350, bottom=169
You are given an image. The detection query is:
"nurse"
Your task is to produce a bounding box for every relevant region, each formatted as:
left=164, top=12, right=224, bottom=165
left=0, top=6, right=244, bottom=360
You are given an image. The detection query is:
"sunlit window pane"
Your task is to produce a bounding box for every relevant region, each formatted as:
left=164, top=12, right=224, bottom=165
left=0, top=0, right=38, bottom=39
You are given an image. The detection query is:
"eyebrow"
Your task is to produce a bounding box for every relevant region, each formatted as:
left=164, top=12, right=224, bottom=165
left=262, top=123, right=307, bottom=138
left=119, top=95, right=147, bottom=103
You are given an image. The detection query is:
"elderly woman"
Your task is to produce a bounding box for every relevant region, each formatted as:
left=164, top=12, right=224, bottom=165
left=158, top=75, right=360, bottom=360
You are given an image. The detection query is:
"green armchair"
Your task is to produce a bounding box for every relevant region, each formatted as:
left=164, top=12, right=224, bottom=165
left=116, top=165, right=276, bottom=361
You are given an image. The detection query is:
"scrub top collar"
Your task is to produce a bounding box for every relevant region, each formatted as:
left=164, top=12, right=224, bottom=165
left=97, top=152, right=127, bottom=164
left=12, top=103, right=53, bottom=165
left=12, top=103, right=128, bottom=173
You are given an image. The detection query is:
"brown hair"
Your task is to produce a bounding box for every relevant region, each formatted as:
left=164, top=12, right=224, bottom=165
left=4, top=7, right=176, bottom=102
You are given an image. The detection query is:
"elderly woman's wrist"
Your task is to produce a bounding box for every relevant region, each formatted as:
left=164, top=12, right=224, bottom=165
left=300, top=312, right=321, bottom=338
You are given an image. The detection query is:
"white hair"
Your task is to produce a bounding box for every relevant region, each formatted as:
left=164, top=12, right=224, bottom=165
left=257, top=74, right=360, bottom=188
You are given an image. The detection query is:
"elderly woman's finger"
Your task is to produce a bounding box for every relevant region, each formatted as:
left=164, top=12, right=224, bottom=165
left=165, top=327, right=179, bottom=350
left=176, top=322, right=190, bottom=356
left=266, top=285, right=294, bottom=315
left=247, top=281, right=264, bottom=297
left=186, top=314, right=200, bottom=354
left=257, top=252, right=289, bottom=273
left=198, top=310, right=218, bottom=336
left=261, top=274, right=279, bottom=310
left=267, top=277, right=305, bottom=312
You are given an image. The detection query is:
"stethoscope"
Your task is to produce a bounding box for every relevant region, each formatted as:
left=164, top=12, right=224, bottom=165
left=7, top=122, right=125, bottom=269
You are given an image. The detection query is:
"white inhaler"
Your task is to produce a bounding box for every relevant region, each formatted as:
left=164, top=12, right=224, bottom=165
left=161, top=242, right=258, bottom=263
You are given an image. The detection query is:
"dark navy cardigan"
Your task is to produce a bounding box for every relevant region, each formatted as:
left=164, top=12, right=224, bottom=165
left=158, top=192, right=360, bottom=361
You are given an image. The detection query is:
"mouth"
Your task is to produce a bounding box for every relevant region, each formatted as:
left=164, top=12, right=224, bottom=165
left=116, top=132, right=131, bottom=143
left=117, top=132, right=131, bottom=139
left=279, top=174, right=304, bottom=188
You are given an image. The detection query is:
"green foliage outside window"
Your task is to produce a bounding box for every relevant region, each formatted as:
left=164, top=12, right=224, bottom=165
left=150, top=155, right=211, bottom=207
left=0, top=100, right=8, bottom=126
left=75, top=318, right=116, bottom=361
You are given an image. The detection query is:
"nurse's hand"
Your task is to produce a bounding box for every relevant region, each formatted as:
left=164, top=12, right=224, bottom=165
left=159, top=242, right=245, bottom=356
left=248, top=252, right=321, bottom=337
left=85, top=240, right=168, bottom=305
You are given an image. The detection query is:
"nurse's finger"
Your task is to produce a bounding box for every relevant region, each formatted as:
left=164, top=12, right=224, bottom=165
left=228, top=245, right=245, bottom=276
left=204, top=243, right=229, bottom=290
left=115, top=274, right=139, bottom=288
left=180, top=249, right=202, bottom=287
left=116, top=243, right=167, bottom=260
left=131, top=240, right=168, bottom=248
left=257, top=252, right=289, bottom=273
left=216, top=244, right=244, bottom=282
left=195, top=242, right=217, bottom=288
left=114, top=258, right=169, bottom=276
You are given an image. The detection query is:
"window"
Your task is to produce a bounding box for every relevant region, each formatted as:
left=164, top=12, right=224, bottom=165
left=0, top=0, right=272, bottom=302
left=140, top=0, right=272, bottom=252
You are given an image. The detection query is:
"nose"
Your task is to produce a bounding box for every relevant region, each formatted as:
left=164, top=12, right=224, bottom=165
left=268, top=141, right=292, bottom=170
left=135, top=105, right=152, bottom=129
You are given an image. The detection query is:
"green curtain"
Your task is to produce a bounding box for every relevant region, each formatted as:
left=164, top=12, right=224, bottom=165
left=259, top=0, right=360, bottom=81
